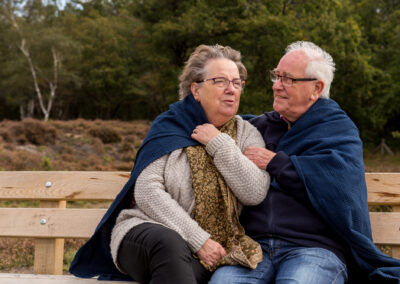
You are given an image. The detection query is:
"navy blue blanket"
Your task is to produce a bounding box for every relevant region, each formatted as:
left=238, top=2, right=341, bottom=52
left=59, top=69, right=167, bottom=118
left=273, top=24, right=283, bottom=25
left=69, top=94, right=208, bottom=280
left=276, top=99, right=400, bottom=283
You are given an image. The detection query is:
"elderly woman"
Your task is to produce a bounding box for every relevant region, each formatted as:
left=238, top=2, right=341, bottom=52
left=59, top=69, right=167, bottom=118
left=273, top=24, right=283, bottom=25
left=69, top=44, right=270, bottom=284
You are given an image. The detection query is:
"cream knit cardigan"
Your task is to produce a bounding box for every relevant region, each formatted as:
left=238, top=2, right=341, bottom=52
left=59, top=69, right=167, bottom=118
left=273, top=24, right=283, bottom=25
left=110, top=116, right=270, bottom=272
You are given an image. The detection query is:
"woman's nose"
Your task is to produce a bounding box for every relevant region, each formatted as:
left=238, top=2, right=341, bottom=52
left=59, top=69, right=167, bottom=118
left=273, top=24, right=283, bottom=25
left=225, top=81, right=236, bottom=93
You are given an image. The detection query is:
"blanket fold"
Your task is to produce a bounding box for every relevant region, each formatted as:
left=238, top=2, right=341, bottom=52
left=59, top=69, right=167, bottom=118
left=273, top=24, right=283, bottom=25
left=276, top=98, right=400, bottom=283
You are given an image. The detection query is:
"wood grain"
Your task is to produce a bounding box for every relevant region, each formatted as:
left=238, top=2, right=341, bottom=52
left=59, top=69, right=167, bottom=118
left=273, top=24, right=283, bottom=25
left=0, top=208, right=106, bottom=238
left=0, top=171, right=130, bottom=201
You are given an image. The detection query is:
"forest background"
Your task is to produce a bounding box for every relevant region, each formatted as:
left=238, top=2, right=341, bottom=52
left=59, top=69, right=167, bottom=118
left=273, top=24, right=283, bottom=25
left=0, top=0, right=399, bottom=148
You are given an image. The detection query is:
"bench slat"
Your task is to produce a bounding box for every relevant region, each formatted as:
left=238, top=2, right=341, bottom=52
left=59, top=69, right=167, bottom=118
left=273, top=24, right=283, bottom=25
left=366, top=173, right=400, bottom=205
left=1, top=172, right=399, bottom=204
left=0, top=273, right=137, bottom=284
left=2, top=209, right=398, bottom=245
left=0, top=208, right=106, bottom=238
left=371, top=212, right=400, bottom=245
left=0, top=171, right=129, bottom=201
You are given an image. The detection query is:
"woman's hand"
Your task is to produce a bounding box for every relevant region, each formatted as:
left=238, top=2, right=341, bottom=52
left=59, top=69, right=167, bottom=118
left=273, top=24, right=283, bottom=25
left=197, top=238, right=227, bottom=267
left=191, top=123, right=221, bottom=145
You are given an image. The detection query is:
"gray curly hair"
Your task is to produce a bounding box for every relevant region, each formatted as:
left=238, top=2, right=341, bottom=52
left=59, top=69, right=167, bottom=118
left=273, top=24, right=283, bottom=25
left=178, top=44, right=247, bottom=100
left=285, top=41, right=335, bottom=99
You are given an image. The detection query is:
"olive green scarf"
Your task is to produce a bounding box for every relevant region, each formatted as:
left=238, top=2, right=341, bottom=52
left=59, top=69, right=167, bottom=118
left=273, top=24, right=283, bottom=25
left=185, top=117, right=262, bottom=272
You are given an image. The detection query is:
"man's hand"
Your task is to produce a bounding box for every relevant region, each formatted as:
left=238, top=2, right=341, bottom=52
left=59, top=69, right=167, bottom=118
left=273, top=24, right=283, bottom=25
left=243, top=147, right=276, bottom=170
left=191, top=123, right=221, bottom=145
left=197, top=238, right=226, bottom=268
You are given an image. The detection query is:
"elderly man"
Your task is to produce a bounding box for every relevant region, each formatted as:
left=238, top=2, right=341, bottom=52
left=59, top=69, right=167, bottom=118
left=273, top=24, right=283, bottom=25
left=209, top=41, right=400, bottom=283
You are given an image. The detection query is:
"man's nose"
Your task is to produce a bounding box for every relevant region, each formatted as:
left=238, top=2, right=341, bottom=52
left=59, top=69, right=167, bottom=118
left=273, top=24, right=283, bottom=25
left=272, top=79, right=284, bottom=91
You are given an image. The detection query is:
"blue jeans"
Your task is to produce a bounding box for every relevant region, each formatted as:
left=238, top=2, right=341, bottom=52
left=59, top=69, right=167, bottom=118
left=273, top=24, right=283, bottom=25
left=209, top=238, right=347, bottom=284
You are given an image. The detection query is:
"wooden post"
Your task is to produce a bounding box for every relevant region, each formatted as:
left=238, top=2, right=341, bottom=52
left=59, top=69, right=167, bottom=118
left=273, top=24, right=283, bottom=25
left=391, top=206, right=400, bottom=259
left=34, top=200, right=66, bottom=275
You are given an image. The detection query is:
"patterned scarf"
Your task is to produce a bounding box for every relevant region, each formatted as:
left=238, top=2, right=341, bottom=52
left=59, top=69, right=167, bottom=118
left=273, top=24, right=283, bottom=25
left=185, top=117, right=262, bottom=272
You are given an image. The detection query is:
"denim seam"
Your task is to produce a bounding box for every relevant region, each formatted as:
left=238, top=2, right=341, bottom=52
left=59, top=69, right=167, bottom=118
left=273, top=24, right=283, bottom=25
left=332, top=265, right=347, bottom=284
left=274, top=238, right=281, bottom=258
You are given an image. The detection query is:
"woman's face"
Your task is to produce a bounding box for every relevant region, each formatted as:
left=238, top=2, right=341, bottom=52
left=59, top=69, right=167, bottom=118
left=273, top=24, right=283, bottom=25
left=191, top=58, right=242, bottom=127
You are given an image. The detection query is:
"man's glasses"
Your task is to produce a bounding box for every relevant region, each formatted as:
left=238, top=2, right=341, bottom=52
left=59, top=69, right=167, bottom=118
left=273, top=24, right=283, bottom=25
left=270, top=70, right=317, bottom=86
left=197, top=77, right=246, bottom=89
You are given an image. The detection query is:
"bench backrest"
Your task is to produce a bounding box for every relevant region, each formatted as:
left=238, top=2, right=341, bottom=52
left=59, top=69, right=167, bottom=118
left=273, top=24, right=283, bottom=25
left=0, top=171, right=399, bottom=274
left=0, top=171, right=129, bottom=275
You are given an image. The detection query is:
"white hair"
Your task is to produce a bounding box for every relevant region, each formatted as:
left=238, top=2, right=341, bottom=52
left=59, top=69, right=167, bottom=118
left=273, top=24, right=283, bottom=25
left=285, top=41, right=335, bottom=99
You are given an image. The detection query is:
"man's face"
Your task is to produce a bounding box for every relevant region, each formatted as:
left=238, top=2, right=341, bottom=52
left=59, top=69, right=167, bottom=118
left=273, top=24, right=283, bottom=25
left=272, top=50, right=322, bottom=122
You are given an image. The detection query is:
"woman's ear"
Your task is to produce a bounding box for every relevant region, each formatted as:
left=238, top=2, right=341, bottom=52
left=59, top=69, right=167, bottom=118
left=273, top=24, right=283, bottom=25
left=190, top=83, right=201, bottom=102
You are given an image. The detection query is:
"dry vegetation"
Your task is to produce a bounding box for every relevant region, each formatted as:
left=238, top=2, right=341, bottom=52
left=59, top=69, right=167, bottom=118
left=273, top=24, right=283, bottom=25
left=0, top=119, right=399, bottom=273
left=0, top=118, right=151, bottom=273
left=0, top=118, right=151, bottom=171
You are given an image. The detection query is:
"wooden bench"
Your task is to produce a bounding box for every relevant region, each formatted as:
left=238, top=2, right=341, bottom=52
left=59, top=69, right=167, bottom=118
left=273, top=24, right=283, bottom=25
left=0, top=171, right=136, bottom=283
left=0, top=171, right=399, bottom=283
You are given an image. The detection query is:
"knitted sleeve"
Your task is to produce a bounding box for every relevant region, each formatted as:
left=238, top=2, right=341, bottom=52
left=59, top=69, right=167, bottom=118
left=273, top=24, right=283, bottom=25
left=134, top=154, right=210, bottom=252
left=205, top=118, right=270, bottom=205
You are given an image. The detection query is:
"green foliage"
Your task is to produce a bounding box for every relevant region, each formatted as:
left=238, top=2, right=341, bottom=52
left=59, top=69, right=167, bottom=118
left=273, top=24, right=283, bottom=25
left=0, top=0, right=399, bottom=146
left=40, top=155, right=53, bottom=170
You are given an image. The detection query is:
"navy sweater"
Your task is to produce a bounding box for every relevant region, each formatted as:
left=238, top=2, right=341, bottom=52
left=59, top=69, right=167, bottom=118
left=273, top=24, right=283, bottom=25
left=240, top=111, right=347, bottom=263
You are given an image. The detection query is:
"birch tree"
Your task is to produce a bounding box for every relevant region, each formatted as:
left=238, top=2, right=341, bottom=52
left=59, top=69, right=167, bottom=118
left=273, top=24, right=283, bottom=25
left=1, top=0, right=77, bottom=121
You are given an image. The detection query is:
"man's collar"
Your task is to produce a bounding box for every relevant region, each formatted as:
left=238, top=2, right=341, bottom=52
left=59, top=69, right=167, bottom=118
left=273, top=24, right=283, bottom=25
left=280, top=115, right=293, bottom=130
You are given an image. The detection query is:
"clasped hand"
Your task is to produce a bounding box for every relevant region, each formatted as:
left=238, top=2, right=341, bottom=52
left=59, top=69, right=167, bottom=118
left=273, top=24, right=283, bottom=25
left=197, top=238, right=226, bottom=268
left=191, top=123, right=221, bottom=145
left=243, top=146, right=276, bottom=170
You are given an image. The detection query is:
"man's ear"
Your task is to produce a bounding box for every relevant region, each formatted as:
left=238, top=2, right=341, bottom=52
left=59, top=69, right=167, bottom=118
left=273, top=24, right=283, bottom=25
left=311, top=80, right=324, bottom=100
left=190, top=83, right=200, bottom=102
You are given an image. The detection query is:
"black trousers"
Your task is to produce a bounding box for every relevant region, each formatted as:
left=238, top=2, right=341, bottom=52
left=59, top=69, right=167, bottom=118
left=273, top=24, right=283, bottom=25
left=117, top=223, right=211, bottom=284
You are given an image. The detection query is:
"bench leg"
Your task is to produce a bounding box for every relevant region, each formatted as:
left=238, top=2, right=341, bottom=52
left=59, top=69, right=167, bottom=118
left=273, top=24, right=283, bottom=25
left=34, top=200, right=66, bottom=275
left=34, top=238, right=65, bottom=274
left=392, top=246, right=400, bottom=259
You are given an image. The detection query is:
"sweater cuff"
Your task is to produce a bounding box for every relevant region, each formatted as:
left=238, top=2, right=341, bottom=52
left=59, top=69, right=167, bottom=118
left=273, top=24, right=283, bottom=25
left=187, top=229, right=211, bottom=253
left=205, top=133, right=230, bottom=156
left=267, top=151, right=291, bottom=175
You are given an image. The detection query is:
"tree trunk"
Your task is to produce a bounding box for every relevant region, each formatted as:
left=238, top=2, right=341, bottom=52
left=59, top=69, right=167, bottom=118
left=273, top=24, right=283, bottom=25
left=28, top=99, right=35, bottom=117
left=19, top=105, right=25, bottom=121
left=7, top=9, right=60, bottom=122
left=373, top=138, right=394, bottom=156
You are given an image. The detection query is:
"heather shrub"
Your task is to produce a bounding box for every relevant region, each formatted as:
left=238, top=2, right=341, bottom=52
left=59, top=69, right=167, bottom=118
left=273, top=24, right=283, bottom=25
left=0, top=239, right=34, bottom=270
left=23, top=119, right=57, bottom=145
left=122, top=153, right=135, bottom=162
left=5, top=123, right=26, bottom=144
left=0, top=129, right=9, bottom=143
left=0, top=150, right=42, bottom=170
left=88, top=126, right=122, bottom=144
left=113, top=161, right=133, bottom=171
left=124, top=135, right=136, bottom=144
left=121, top=141, right=134, bottom=153
left=91, top=137, right=104, bottom=154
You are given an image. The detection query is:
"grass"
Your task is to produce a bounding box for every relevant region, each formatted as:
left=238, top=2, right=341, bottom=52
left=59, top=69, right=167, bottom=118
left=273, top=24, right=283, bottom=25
left=0, top=118, right=399, bottom=273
